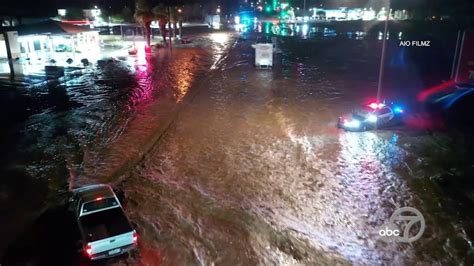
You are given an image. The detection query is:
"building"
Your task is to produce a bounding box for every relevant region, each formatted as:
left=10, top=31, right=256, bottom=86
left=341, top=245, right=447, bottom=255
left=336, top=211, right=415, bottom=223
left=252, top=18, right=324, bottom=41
left=0, top=19, right=99, bottom=60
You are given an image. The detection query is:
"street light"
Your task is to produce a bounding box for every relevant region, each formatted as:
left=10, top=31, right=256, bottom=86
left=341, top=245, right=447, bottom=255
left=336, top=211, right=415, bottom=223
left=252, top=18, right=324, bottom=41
left=217, top=8, right=221, bottom=14
left=376, top=2, right=390, bottom=103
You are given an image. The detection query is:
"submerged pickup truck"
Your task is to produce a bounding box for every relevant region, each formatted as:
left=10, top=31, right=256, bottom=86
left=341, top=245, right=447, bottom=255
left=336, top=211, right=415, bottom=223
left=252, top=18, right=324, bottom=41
left=69, top=184, right=137, bottom=260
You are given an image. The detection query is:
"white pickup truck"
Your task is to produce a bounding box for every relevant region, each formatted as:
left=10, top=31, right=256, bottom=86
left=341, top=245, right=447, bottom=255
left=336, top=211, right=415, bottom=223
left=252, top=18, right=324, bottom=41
left=69, top=184, right=137, bottom=260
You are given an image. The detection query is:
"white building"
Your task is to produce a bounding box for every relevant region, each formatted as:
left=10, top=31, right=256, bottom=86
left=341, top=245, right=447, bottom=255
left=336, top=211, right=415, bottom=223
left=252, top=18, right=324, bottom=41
left=361, top=8, right=376, bottom=20
left=312, top=8, right=346, bottom=20
left=312, top=7, right=378, bottom=21
left=347, top=9, right=362, bottom=20
left=393, top=10, right=409, bottom=20
left=0, top=19, right=99, bottom=60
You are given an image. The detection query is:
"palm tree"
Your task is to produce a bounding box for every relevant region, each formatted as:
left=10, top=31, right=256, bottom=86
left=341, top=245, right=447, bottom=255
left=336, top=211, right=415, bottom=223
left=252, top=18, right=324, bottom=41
left=152, top=4, right=169, bottom=45
left=135, top=0, right=185, bottom=48
left=134, top=0, right=154, bottom=49
left=168, top=7, right=181, bottom=39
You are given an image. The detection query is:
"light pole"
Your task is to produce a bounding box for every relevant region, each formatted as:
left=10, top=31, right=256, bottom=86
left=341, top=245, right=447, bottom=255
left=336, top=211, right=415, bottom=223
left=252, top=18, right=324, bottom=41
left=2, top=32, right=14, bottom=78
left=178, top=8, right=182, bottom=39
left=168, top=6, right=172, bottom=48
left=376, top=4, right=390, bottom=103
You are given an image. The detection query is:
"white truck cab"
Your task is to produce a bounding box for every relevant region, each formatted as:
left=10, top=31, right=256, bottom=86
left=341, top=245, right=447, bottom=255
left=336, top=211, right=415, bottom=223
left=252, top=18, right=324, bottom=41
left=69, top=184, right=137, bottom=260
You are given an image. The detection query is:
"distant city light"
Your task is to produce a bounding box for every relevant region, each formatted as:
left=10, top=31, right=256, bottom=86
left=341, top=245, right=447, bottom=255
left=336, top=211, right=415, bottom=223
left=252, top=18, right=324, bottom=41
left=302, top=23, right=309, bottom=36
left=58, top=9, right=66, bottom=17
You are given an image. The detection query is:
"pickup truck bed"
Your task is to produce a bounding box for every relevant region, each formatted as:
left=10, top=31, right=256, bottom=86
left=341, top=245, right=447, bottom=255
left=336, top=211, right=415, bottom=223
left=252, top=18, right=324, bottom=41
left=80, top=207, right=132, bottom=242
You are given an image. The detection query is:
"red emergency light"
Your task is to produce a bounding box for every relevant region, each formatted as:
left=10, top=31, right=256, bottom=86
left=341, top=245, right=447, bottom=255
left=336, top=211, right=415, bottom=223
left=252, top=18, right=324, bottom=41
left=368, top=102, right=385, bottom=109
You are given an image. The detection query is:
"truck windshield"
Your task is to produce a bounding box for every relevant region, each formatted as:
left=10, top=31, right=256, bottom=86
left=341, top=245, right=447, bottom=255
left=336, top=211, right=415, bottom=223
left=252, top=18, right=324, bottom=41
left=82, top=197, right=118, bottom=214
left=79, top=207, right=132, bottom=242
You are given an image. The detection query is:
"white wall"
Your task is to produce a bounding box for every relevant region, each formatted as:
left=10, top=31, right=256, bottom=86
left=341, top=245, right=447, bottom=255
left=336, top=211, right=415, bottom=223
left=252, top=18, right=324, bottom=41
left=0, top=39, right=7, bottom=58
left=0, top=31, right=21, bottom=58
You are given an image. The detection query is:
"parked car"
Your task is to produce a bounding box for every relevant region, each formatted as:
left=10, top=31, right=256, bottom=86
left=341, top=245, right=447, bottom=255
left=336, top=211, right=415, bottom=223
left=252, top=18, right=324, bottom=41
left=55, top=44, right=71, bottom=52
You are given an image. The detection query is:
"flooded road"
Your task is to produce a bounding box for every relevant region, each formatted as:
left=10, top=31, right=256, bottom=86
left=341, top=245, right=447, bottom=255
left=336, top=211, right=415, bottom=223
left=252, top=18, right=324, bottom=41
left=0, top=31, right=235, bottom=263
left=86, top=33, right=465, bottom=264
left=2, top=27, right=473, bottom=265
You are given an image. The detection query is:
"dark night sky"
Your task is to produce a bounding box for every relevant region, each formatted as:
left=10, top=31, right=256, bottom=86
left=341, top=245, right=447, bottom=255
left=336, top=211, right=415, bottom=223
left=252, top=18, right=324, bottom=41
left=0, top=0, right=472, bottom=17
left=0, top=0, right=203, bottom=16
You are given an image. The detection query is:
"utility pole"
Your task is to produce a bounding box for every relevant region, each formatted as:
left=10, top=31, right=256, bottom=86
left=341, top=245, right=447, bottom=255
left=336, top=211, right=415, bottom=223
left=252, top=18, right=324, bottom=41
left=168, top=6, right=172, bottom=49
left=450, top=30, right=463, bottom=80
left=376, top=5, right=390, bottom=102
left=3, top=32, right=15, bottom=78
left=178, top=9, right=182, bottom=39
left=454, top=31, right=466, bottom=83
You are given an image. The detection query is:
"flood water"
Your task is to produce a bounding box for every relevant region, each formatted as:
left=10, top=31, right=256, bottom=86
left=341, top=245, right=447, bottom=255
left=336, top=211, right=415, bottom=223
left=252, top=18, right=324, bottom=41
left=1, top=24, right=473, bottom=265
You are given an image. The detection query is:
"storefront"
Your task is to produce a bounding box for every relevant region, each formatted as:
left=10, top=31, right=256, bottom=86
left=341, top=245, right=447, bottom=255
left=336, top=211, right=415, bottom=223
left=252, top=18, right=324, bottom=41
left=0, top=19, right=99, bottom=60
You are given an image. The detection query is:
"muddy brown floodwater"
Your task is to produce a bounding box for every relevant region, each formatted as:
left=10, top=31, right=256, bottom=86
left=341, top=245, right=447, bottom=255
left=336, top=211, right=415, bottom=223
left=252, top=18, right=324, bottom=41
left=2, top=29, right=472, bottom=265
left=75, top=32, right=468, bottom=265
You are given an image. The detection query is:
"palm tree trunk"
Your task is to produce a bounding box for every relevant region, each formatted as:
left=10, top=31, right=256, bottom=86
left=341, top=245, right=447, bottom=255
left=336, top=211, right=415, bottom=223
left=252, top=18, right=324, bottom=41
left=161, top=28, right=166, bottom=45
left=168, top=7, right=172, bottom=46
left=173, top=22, right=178, bottom=38
left=144, top=20, right=151, bottom=49
left=159, top=19, right=166, bottom=45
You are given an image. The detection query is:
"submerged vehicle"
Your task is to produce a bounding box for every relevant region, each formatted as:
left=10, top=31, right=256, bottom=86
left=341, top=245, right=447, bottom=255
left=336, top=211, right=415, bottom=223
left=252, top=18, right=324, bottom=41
left=338, top=102, right=405, bottom=131
left=69, top=184, right=137, bottom=260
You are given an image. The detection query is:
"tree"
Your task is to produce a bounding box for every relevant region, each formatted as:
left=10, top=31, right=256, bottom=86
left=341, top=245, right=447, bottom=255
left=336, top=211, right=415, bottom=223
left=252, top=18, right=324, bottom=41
left=135, top=0, right=154, bottom=49
left=168, top=7, right=180, bottom=39
left=65, top=8, right=85, bottom=21
left=122, top=6, right=134, bottom=23
left=152, top=4, right=169, bottom=44
left=135, top=0, right=187, bottom=48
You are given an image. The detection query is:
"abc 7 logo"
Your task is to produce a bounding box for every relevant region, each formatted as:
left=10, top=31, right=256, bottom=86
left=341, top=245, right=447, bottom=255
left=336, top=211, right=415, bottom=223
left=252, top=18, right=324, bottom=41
left=378, top=207, right=426, bottom=243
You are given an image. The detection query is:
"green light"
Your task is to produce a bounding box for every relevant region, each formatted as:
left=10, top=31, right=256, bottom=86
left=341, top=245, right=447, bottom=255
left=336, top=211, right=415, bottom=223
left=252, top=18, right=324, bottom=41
left=281, top=3, right=288, bottom=9
left=265, top=5, right=272, bottom=12
left=264, top=22, right=271, bottom=34
left=272, top=0, right=278, bottom=11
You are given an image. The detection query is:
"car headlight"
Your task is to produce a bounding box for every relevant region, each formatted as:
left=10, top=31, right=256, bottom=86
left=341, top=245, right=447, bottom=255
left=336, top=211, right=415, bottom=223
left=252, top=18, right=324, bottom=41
left=366, top=114, right=378, bottom=123
left=344, top=119, right=361, bottom=128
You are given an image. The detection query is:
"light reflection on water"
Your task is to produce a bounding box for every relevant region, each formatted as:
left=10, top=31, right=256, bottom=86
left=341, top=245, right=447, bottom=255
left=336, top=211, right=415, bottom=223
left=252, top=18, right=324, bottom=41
left=113, top=30, right=468, bottom=264
left=2, top=27, right=467, bottom=265
left=113, top=38, right=446, bottom=264
left=238, top=21, right=407, bottom=41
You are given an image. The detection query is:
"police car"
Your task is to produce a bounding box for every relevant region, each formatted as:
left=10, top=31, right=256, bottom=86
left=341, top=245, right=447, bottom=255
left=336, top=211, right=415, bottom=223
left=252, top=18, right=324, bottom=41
left=337, top=102, right=405, bottom=131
